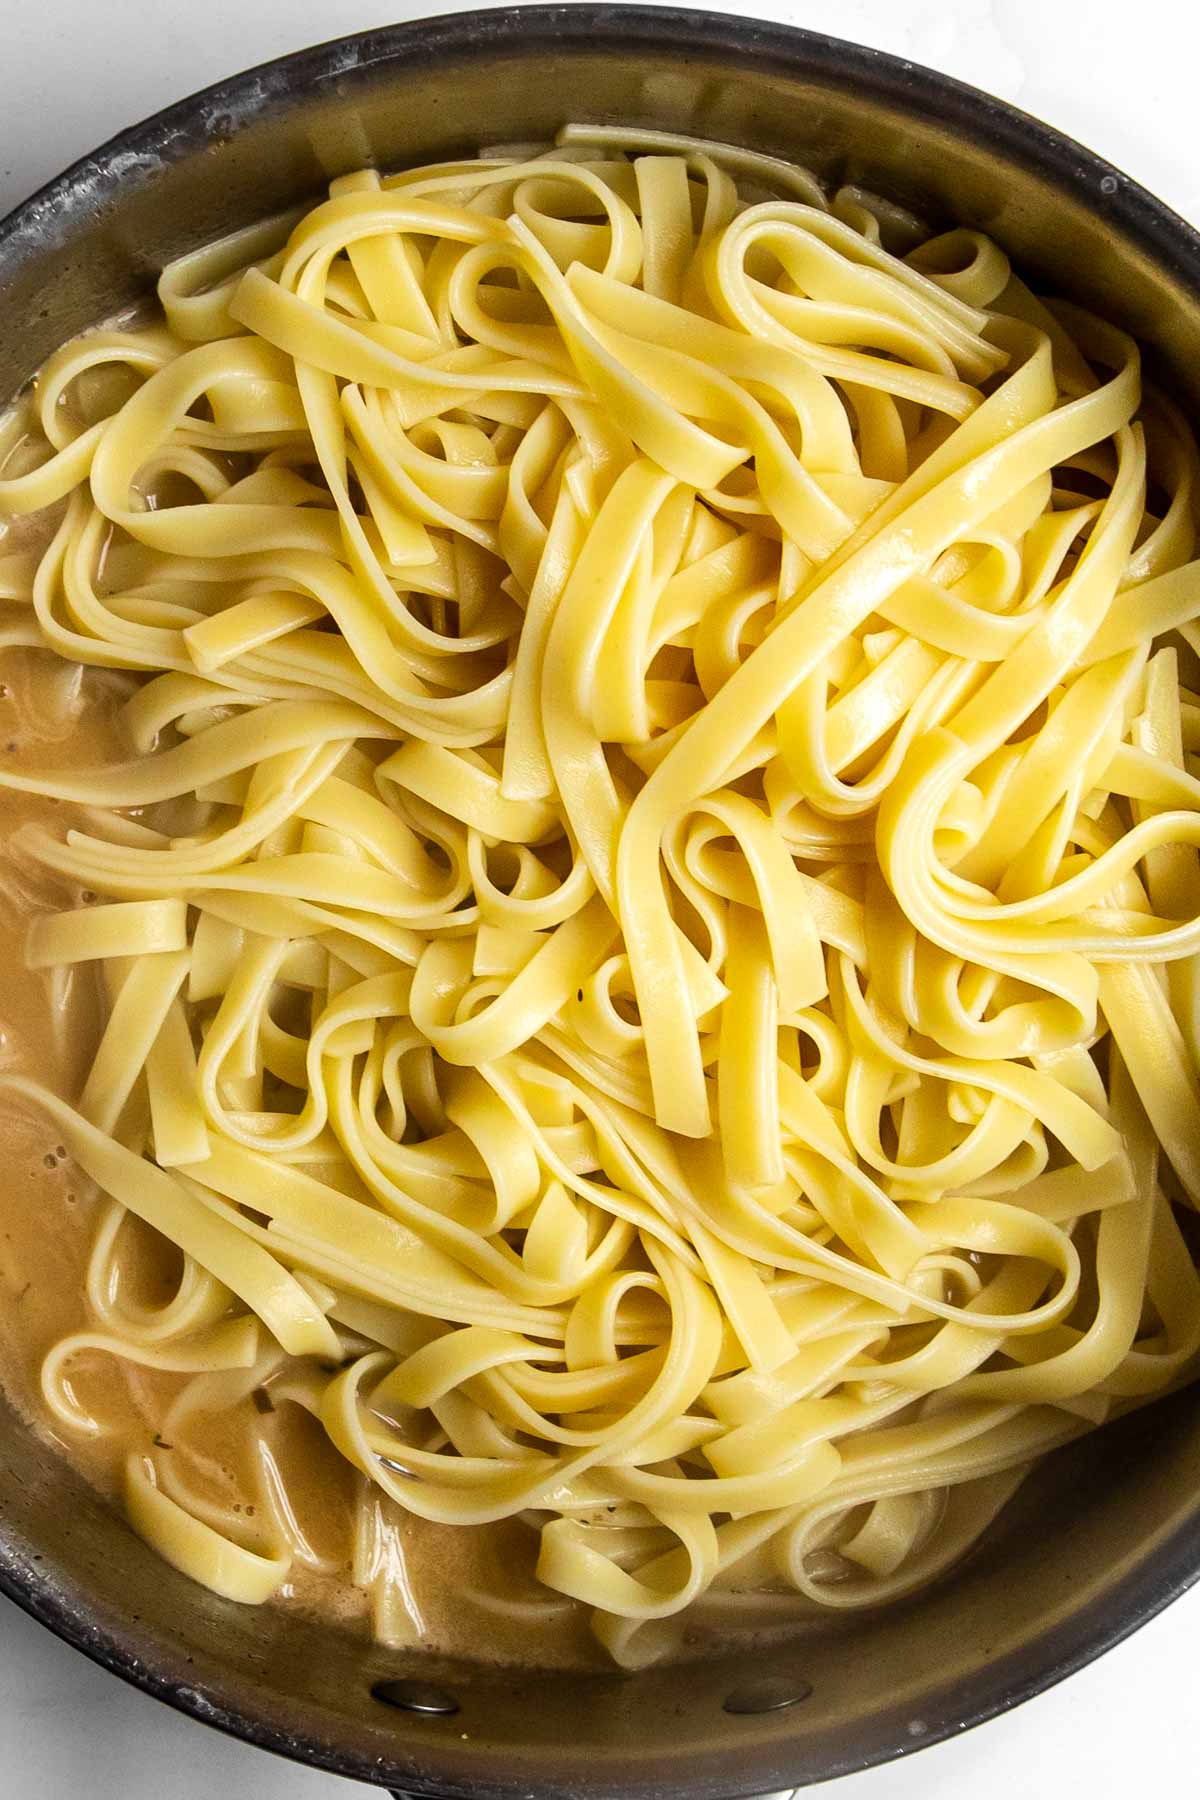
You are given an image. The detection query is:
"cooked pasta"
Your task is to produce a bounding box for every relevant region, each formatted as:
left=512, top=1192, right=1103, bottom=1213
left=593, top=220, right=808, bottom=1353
left=1, top=125, right=1200, bottom=1669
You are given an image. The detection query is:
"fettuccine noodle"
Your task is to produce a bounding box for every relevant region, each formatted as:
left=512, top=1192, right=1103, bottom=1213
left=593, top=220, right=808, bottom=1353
left=2, top=125, right=1200, bottom=1668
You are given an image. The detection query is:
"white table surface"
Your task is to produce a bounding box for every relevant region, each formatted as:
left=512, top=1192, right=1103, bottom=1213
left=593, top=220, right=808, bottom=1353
left=3, top=0, right=1200, bottom=1794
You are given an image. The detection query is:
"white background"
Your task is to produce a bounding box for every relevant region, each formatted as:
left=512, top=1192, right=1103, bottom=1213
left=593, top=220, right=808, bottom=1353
left=2, top=1, right=1199, bottom=1795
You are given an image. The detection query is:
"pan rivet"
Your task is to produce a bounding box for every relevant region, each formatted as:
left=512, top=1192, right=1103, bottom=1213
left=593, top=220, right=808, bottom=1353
left=723, top=1677, right=813, bottom=1715
left=372, top=1678, right=460, bottom=1717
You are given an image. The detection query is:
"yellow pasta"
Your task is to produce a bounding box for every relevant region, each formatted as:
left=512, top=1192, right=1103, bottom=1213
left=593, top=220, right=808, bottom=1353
left=2, top=126, right=1200, bottom=1668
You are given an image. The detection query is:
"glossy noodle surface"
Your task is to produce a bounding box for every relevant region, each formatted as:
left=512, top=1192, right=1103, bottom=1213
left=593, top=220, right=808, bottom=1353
left=2, top=127, right=1200, bottom=1669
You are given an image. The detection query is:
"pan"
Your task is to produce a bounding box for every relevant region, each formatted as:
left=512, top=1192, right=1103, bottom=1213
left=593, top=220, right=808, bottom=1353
left=2, top=10, right=1200, bottom=1795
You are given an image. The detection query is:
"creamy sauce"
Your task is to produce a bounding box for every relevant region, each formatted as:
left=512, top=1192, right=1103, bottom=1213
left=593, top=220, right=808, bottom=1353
left=0, top=589, right=606, bottom=1667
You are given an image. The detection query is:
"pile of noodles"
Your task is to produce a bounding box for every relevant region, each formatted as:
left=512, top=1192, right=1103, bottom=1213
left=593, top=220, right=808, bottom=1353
left=1, top=126, right=1199, bottom=1665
